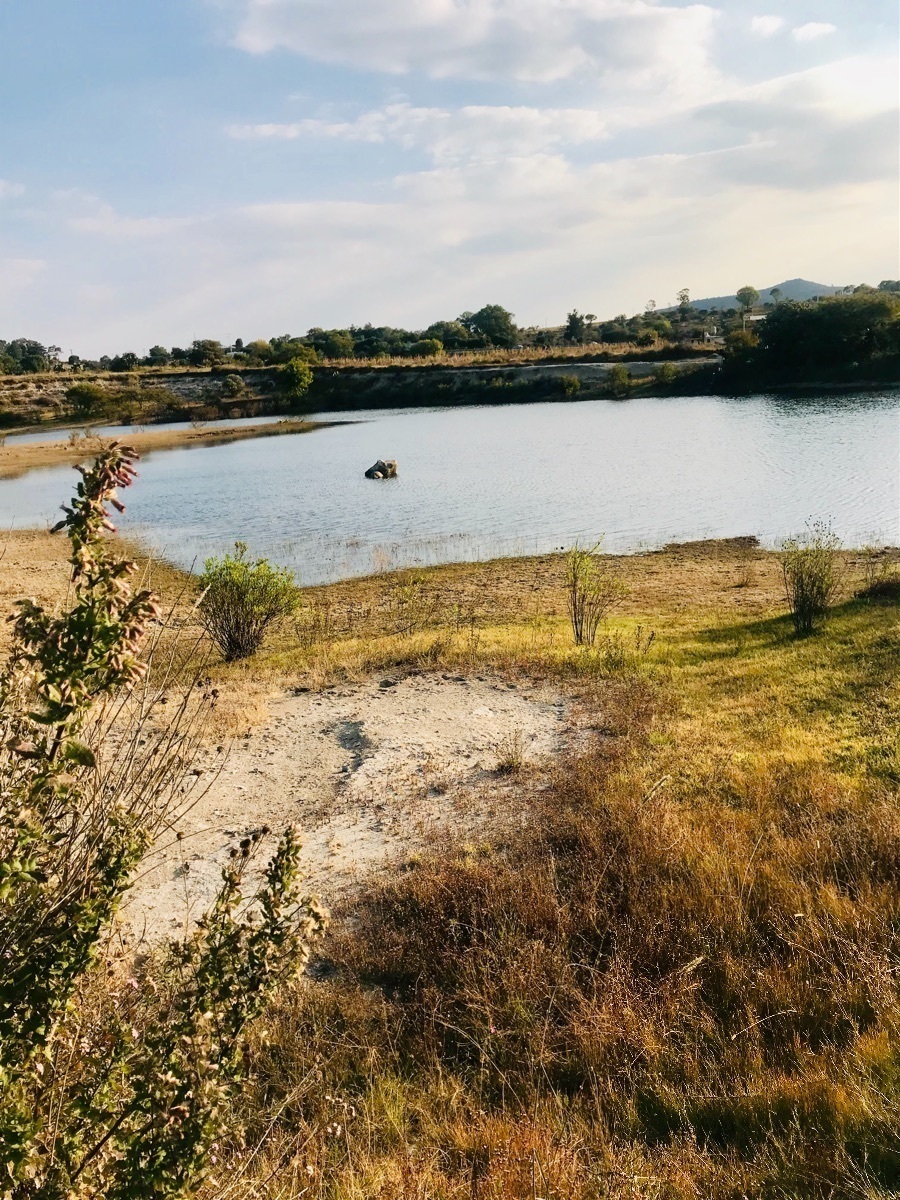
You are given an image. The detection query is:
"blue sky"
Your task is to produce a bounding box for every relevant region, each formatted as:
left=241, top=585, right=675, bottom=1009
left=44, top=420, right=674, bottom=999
left=0, top=0, right=897, bottom=355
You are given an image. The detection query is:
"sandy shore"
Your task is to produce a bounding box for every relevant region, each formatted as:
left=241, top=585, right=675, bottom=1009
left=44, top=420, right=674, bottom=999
left=0, top=418, right=333, bottom=479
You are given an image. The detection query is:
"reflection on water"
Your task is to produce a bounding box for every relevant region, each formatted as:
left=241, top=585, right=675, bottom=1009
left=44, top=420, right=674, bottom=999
left=3, top=393, right=898, bottom=585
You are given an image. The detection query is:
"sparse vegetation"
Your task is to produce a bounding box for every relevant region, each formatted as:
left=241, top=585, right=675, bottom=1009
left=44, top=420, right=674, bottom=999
left=1, top=469, right=898, bottom=1198
left=565, top=543, right=625, bottom=646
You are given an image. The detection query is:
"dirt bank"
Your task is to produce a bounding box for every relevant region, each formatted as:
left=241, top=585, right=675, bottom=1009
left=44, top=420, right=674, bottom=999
left=0, top=418, right=332, bottom=479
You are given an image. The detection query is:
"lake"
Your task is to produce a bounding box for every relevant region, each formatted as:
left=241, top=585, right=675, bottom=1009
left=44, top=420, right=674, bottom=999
left=4, top=393, right=898, bottom=584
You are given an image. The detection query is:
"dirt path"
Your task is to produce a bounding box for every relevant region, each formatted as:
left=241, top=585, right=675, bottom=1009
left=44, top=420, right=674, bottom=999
left=122, top=672, right=572, bottom=941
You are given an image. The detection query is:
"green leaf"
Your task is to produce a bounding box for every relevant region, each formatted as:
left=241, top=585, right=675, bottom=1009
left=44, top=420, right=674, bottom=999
left=62, top=741, right=97, bottom=768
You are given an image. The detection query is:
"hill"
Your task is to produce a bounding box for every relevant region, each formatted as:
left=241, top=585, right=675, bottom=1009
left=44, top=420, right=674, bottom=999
left=687, top=277, right=847, bottom=311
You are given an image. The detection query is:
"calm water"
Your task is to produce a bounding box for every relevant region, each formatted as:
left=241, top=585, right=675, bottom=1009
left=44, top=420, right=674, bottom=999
left=4, top=394, right=898, bottom=585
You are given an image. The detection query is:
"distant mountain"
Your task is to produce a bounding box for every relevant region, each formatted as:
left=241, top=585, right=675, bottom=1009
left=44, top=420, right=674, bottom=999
left=685, top=278, right=848, bottom=311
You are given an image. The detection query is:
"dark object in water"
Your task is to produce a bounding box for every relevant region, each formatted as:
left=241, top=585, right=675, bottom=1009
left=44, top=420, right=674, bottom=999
left=365, top=459, right=398, bottom=479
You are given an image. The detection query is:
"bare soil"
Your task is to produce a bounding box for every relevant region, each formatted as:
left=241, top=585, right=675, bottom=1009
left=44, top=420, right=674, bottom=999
left=121, top=672, right=571, bottom=942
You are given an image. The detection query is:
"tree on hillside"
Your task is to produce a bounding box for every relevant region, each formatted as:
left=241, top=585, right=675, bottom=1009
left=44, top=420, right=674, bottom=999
left=564, top=310, right=587, bottom=343
left=145, top=345, right=171, bottom=366
left=0, top=338, right=49, bottom=374
left=188, top=339, right=226, bottom=367
left=736, top=286, right=760, bottom=312
left=424, top=320, right=471, bottom=351
left=460, top=304, right=517, bottom=347
left=676, top=288, right=691, bottom=319
left=306, top=328, right=355, bottom=359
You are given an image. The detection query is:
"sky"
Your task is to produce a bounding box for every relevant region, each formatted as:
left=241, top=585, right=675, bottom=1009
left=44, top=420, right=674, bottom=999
left=0, top=0, right=897, bottom=356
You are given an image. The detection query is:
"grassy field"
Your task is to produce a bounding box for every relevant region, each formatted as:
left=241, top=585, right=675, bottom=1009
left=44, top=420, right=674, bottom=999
left=4, top=525, right=898, bottom=1197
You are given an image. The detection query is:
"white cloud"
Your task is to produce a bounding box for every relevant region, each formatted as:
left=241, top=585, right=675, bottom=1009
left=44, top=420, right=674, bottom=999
left=229, top=0, right=720, bottom=99
left=6, top=92, right=896, bottom=356
left=61, top=198, right=192, bottom=239
left=228, top=103, right=610, bottom=163
left=0, top=180, right=25, bottom=200
left=792, top=22, right=837, bottom=42
left=750, top=15, right=785, bottom=37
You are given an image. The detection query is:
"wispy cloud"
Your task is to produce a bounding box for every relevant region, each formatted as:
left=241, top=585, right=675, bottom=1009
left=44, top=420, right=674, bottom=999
left=751, top=15, right=785, bottom=37
left=229, top=0, right=721, bottom=99
left=792, top=22, right=838, bottom=43
left=228, top=103, right=610, bottom=163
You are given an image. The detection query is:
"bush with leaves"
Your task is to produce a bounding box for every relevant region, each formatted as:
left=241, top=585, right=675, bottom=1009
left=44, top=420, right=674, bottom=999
left=0, top=448, right=325, bottom=1198
left=279, top=357, right=314, bottom=403
left=198, top=543, right=299, bottom=661
left=780, top=521, right=842, bottom=636
left=565, top=542, right=625, bottom=646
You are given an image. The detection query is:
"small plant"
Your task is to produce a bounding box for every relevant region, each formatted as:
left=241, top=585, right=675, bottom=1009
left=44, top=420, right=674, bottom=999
left=495, top=729, right=525, bottom=775
left=558, top=374, right=581, bottom=397
left=295, top=598, right=333, bottom=649
left=780, top=521, right=842, bottom=635
left=199, top=543, right=299, bottom=661
left=565, top=542, right=625, bottom=646
left=856, top=544, right=900, bottom=601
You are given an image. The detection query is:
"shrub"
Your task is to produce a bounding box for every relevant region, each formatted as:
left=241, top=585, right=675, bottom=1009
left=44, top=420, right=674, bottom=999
left=0, top=449, right=325, bottom=1196
left=607, top=364, right=631, bottom=397
left=565, top=542, right=625, bottom=646
left=781, top=521, right=842, bottom=635
left=221, top=373, right=246, bottom=397
left=407, top=338, right=443, bottom=358
left=558, top=374, right=581, bottom=396
left=199, top=542, right=299, bottom=660
left=66, top=381, right=110, bottom=418
left=280, top=357, right=314, bottom=402
left=654, top=362, right=677, bottom=385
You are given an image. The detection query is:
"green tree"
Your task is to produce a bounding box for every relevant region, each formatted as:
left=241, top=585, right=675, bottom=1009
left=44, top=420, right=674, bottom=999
left=307, top=328, right=355, bottom=359
left=188, top=339, right=226, bottom=367
left=736, top=285, right=760, bottom=312
left=280, top=356, right=314, bottom=402
left=564, top=311, right=587, bottom=343
left=676, top=288, right=691, bottom=319
left=424, top=320, right=470, bottom=350
left=145, top=345, right=171, bottom=367
left=110, top=352, right=139, bottom=372
left=460, top=304, right=518, bottom=347
left=758, top=293, right=900, bottom=370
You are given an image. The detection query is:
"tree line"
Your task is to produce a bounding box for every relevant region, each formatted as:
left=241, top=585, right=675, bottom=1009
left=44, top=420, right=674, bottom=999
left=2, top=282, right=899, bottom=376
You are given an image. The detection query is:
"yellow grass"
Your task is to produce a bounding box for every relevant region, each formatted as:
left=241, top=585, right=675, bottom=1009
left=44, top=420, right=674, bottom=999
left=4, top=519, right=899, bottom=1195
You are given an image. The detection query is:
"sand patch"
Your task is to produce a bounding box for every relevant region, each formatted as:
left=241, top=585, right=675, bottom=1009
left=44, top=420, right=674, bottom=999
left=122, top=672, right=571, bottom=942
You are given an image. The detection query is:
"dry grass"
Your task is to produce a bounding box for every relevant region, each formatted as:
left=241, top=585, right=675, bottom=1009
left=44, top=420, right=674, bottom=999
left=5, top=522, right=900, bottom=1195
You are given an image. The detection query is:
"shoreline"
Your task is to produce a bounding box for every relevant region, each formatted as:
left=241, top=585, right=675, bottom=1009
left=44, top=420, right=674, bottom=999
left=0, top=417, right=341, bottom=480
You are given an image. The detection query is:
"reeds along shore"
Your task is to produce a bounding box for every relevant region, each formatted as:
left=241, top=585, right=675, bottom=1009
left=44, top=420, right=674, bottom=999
left=3, top=528, right=898, bottom=1197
